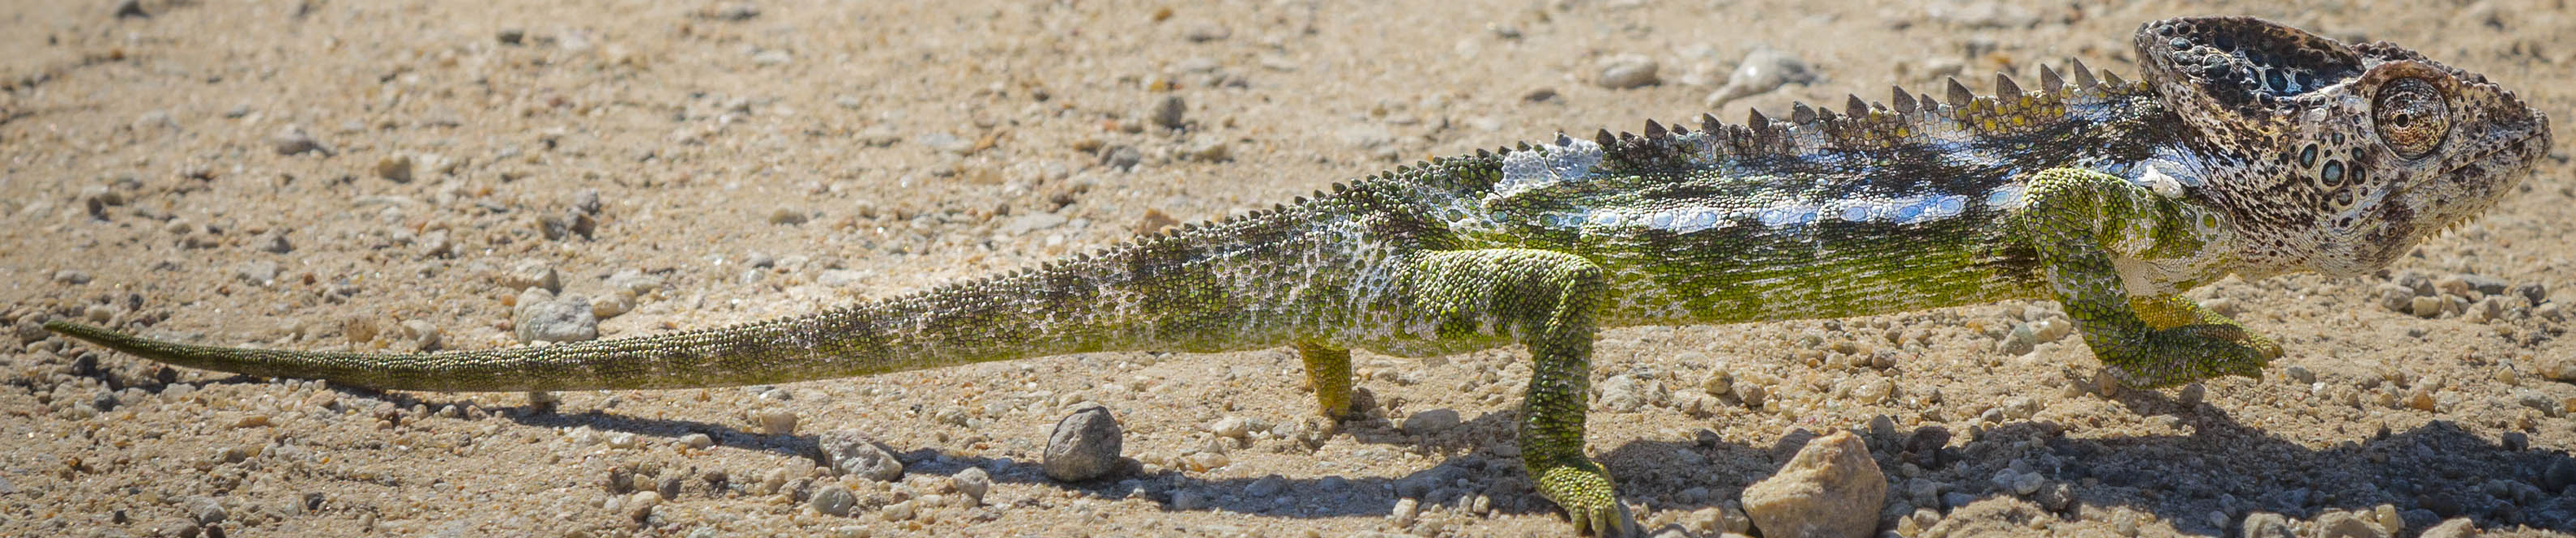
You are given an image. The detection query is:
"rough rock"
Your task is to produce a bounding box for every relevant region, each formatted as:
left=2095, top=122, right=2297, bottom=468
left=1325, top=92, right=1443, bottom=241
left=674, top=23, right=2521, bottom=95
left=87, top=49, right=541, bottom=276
left=1741, top=431, right=1886, bottom=538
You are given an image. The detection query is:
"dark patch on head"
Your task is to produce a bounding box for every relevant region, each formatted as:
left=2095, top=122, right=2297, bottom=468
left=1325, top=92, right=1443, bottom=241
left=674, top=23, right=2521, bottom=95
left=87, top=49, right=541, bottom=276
left=2136, top=17, right=2363, bottom=118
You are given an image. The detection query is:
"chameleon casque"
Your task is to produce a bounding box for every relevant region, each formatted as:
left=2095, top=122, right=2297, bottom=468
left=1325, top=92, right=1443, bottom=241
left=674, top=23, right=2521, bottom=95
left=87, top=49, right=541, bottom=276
left=44, top=16, right=2553, bottom=535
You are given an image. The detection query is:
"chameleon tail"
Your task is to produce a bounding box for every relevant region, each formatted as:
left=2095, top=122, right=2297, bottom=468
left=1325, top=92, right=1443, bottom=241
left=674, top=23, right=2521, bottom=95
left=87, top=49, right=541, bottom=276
left=45, top=211, right=1328, bottom=392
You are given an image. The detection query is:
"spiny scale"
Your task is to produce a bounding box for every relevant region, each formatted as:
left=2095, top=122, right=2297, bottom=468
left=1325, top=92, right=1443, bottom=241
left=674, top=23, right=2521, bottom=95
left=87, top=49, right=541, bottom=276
left=2071, top=58, right=2100, bottom=88
left=1790, top=102, right=1817, bottom=125
left=2039, top=65, right=2064, bottom=93
left=1993, top=73, right=2021, bottom=96
left=1845, top=94, right=1870, bottom=117
left=1890, top=85, right=1917, bottom=113
left=1946, top=78, right=1976, bottom=108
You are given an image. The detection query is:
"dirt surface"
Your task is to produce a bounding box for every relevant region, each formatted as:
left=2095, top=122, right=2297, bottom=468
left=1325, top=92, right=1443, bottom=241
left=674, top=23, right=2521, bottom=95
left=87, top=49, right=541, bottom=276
left=4, top=1, right=2574, bottom=536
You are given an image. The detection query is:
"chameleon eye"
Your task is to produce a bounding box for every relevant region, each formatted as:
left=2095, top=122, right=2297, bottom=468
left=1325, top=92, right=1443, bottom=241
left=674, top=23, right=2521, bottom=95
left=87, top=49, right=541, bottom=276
left=2371, top=78, right=2449, bottom=160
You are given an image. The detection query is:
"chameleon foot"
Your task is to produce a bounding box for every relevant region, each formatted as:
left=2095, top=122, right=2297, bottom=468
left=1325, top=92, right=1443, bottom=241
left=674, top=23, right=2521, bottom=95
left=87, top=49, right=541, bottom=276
left=1531, top=456, right=1627, bottom=536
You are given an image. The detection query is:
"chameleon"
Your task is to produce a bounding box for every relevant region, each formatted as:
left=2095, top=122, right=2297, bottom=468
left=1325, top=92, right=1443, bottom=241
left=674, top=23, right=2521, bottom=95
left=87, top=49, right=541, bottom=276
left=44, top=16, right=2551, bottom=535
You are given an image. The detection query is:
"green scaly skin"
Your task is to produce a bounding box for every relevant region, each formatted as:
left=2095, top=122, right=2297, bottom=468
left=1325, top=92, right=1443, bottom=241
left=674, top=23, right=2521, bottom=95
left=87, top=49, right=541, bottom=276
left=44, top=17, right=2550, bottom=535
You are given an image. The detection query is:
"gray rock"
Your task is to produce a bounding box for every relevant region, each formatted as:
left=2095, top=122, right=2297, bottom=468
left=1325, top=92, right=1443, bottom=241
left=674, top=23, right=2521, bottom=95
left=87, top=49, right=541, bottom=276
left=2512, top=283, right=2548, bottom=306
left=271, top=126, right=328, bottom=156
left=2240, top=511, right=2292, bottom=538
left=1245, top=475, right=1286, bottom=497
left=2312, top=510, right=2386, bottom=538
left=253, top=231, right=293, bottom=254
left=53, top=270, right=92, bottom=285
left=1099, top=145, right=1142, bottom=170
left=1401, top=408, right=1460, bottom=435
left=1596, top=54, right=1661, bottom=89
left=1741, top=431, right=1886, bottom=538
left=1999, top=322, right=2037, bottom=355
left=572, top=188, right=602, bottom=215
left=514, top=295, right=598, bottom=344
left=186, top=497, right=226, bottom=525
left=2541, top=459, right=2575, bottom=492
left=233, top=260, right=280, bottom=286
left=810, top=485, right=856, bottom=516
left=755, top=408, right=799, bottom=436
left=916, top=132, right=972, bottom=154
left=496, top=28, right=525, bottom=45
left=114, top=0, right=148, bottom=19
left=1044, top=406, right=1123, bottom=481
left=503, top=262, right=561, bottom=293
left=951, top=467, right=992, bottom=504
left=2459, top=275, right=2510, bottom=296
left=1704, top=47, right=1817, bottom=108
left=2377, top=284, right=2416, bottom=313
left=2419, top=518, right=2480, bottom=538
left=1147, top=96, right=1186, bottom=130
left=376, top=154, right=415, bottom=183
left=818, top=429, right=904, bottom=481
left=608, top=269, right=665, bottom=295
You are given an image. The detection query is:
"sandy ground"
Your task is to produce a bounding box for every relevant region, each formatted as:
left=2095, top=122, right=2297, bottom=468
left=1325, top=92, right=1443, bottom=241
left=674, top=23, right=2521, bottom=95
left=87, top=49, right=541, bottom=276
left=3, top=1, right=2574, bottom=536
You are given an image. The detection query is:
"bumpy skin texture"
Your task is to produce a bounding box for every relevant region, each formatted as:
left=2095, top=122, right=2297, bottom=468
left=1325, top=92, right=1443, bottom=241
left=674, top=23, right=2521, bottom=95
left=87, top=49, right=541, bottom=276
left=45, top=17, right=2550, bottom=535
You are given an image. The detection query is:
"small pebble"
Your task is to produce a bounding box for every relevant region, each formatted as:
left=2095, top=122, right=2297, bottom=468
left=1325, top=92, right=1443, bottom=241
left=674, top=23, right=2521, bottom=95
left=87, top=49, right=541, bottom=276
left=1147, top=96, right=1186, bottom=130
left=810, top=485, right=856, bottom=516
left=2285, top=365, right=2316, bottom=384
left=1596, top=54, right=1660, bottom=89
left=755, top=408, right=800, bottom=436
left=879, top=499, right=916, bottom=522
left=1171, top=489, right=1206, bottom=510
left=83, top=304, right=114, bottom=323
left=271, top=126, right=327, bottom=156
left=495, top=28, right=525, bottom=45
left=1704, top=47, right=1816, bottom=107
left=253, top=231, right=293, bottom=254
left=514, top=295, right=598, bottom=344
left=1391, top=497, right=1420, bottom=525
left=375, top=154, right=415, bottom=183
left=951, top=468, right=991, bottom=504
left=53, top=270, right=92, bottom=285
left=2510, top=283, right=2548, bottom=306
left=768, top=207, right=808, bottom=225
left=1401, top=408, right=1460, bottom=435
left=677, top=433, right=714, bottom=450
left=1044, top=406, right=1123, bottom=481
left=592, top=292, right=634, bottom=319
left=818, top=429, right=904, bottom=481
left=233, top=260, right=280, bottom=286
left=1245, top=475, right=1285, bottom=497
left=503, top=262, right=562, bottom=293
left=2411, top=296, right=2445, bottom=318
left=187, top=497, right=227, bottom=525
left=626, top=491, right=660, bottom=521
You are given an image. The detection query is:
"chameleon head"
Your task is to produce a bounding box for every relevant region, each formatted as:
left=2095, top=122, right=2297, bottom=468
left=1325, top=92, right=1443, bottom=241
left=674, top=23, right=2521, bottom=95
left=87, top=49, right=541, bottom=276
left=2134, top=16, right=2552, bottom=277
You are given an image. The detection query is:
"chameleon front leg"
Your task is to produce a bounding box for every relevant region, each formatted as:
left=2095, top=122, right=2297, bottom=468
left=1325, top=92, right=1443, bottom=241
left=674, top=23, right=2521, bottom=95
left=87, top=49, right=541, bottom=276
left=2014, top=169, right=2276, bottom=388
left=1295, top=342, right=1361, bottom=419
left=1387, top=248, right=1625, bottom=536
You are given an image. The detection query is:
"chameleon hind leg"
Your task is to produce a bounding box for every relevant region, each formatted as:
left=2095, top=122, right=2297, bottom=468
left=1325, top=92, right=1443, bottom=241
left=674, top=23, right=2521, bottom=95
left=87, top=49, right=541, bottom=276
left=2014, top=168, right=2279, bottom=387
left=1295, top=342, right=1361, bottom=419
left=1386, top=248, right=1625, bottom=536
